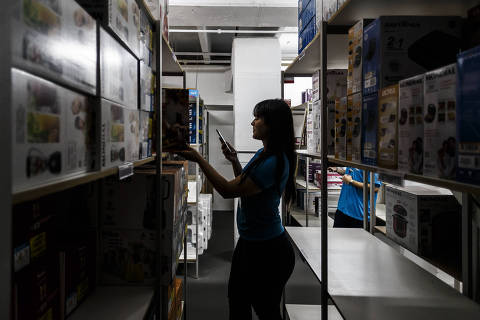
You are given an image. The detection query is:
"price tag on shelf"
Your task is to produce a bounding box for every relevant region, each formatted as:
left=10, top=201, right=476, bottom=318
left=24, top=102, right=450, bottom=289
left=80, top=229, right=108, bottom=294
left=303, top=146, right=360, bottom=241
left=377, top=169, right=405, bottom=187
left=118, top=162, right=134, bottom=180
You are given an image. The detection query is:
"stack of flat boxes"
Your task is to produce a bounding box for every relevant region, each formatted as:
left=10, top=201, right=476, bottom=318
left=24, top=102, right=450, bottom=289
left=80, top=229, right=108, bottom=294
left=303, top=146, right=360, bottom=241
left=298, top=0, right=320, bottom=54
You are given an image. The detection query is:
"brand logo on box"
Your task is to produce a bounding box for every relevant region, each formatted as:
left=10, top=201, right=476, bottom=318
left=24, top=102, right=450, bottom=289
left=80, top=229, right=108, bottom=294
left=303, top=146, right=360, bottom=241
left=382, top=87, right=397, bottom=96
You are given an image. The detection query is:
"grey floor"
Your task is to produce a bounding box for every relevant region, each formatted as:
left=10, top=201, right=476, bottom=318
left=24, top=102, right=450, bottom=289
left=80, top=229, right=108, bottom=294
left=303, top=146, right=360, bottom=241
left=181, top=210, right=322, bottom=320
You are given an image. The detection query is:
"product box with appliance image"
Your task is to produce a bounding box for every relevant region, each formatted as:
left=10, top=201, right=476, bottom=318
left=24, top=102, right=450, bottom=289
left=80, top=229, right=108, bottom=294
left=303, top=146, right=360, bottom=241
left=312, top=69, right=347, bottom=103
left=139, top=110, right=152, bottom=159
left=349, top=92, right=362, bottom=162
left=11, top=68, right=98, bottom=192
left=12, top=0, right=97, bottom=95
left=361, top=93, right=379, bottom=165
left=335, top=97, right=347, bottom=160
left=346, top=96, right=353, bottom=161
left=378, top=84, right=399, bottom=169
left=348, top=19, right=373, bottom=95
left=298, top=16, right=317, bottom=54
left=139, top=8, right=154, bottom=66
left=298, top=0, right=315, bottom=33
left=457, top=45, right=480, bottom=185
left=140, top=61, right=154, bottom=112
left=398, top=74, right=424, bottom=174
left=100, top=99, right=127, bottom=169
left=100, top=27, right=138, bottom=110
left=125, top=109, right=140, bottom=162
left=363, top=16, right=462, bottom=96
left=163, top=89, right=189, bottom=151
left=423, top=64, right=457, bottom=179
left=322, top=0, right=337, bottom=22
left=385, top=185, right=461, bottom=268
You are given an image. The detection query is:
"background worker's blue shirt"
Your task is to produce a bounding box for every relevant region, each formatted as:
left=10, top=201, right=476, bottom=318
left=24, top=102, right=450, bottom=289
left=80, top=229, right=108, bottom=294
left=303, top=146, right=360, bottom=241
left=337, top=167, right=381, bottom=221
left=237, top=148, right=288, bottom=241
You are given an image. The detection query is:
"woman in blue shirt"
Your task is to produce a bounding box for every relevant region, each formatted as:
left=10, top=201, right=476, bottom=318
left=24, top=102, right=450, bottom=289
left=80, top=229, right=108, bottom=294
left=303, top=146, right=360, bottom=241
left=178, top=99, right=296, bottom=320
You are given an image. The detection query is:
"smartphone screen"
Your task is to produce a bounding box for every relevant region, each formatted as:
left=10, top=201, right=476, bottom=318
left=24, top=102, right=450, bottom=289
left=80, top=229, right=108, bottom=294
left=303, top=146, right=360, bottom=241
left=216, top=129, right=232, bottom=152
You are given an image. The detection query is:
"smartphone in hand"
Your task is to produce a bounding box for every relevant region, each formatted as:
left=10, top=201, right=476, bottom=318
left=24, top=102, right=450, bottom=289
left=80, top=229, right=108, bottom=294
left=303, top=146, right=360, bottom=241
left=216, top=129, right=232, bottom=152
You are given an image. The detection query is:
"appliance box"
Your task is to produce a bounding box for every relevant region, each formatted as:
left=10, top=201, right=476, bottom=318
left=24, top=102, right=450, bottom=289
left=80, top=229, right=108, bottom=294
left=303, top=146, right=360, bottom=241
left=348, top=20, right=373, bottom=95
left=163, top=89, right=190, bottom=151
left=139, top=110, right=152, bottom=159
left=335, top=97, right=347, bottom=160
left=298, top=17, right=317, bottom=54
left=398, top=74, right=425, bottom=174
left=298, top=0, right=315, bottom=33
left=12, top=0, right=97, bottom=95
left=100, top=99, right=128, bottom=169
left=346, top=95, right=353, bottom=161
left=322, top=0, right=337, bottom=22
left=361, top=93, right=379, bottom=165
left=312, top=69, right=348, bottom=106
left=11, top=69, right=98, bottom=191
left=377, top=84, right=399, bottom=169
left=385, top=185, right=461, bottom=259
left=423, top=64, right=457, bottom=179
left=107, top=0, right=141, bottom=57
left=327, top=100, right=336, bottom=155
left=100, top=28, right=139, bottom=110
left=140, top=62, right=154, bottom=112
left=457, top=45, right=480, bottom=184
left=349, top=92, right=362, bottom=162
left=140, top=7, right=154, bottom=66
left=125, top=109, right=140, bottom=162
left=363, top=16, right=462, bottom=96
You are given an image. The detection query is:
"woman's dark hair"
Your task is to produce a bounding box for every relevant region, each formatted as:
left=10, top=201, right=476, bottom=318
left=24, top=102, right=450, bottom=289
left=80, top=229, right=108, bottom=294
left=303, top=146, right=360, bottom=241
left=241, top=99, right=297, bottom=206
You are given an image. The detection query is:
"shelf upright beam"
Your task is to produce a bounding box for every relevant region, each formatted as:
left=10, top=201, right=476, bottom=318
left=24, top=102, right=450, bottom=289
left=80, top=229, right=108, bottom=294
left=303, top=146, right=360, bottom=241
left=362, top=171, right=368, bottom=231
left=462, top=193, right=473, bottom=298
left=183, top=71, right=186, bottom=89
left=320, top=20, right=329, bottom=320
left=1, top=2, right=13, bottom=319
left=369, top=172, right=376, bottom=234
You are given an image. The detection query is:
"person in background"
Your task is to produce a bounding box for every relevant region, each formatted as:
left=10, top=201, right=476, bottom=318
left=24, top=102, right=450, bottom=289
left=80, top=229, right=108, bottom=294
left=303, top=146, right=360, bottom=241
left=329, top=167, right=381, bottom=228
left=176, top=99, right=296, bottom=320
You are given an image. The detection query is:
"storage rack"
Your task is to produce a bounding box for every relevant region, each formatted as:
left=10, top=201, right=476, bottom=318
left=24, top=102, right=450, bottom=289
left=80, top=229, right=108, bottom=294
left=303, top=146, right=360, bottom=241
left=2, top=0, right=189, bottom=319
left=283, top=1, right=480, bottom=319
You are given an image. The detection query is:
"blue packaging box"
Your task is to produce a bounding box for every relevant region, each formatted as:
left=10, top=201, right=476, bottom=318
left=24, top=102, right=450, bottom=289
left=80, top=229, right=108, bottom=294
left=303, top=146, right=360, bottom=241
left=361, top=93, right=379, bottom=165
left=298, top=17, right=317, bottom=54
left=362, top=19, right=381, bottom=96
left=457, top=45, right=480, bottom=184
left=299, top=0, right=316, bottom=32
left=298, top=0, right=312, bottom=16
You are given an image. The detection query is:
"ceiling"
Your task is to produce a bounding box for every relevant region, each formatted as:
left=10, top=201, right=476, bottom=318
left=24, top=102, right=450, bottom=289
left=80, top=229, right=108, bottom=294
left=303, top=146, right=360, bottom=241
left=168, top=0, right=299, bottom=67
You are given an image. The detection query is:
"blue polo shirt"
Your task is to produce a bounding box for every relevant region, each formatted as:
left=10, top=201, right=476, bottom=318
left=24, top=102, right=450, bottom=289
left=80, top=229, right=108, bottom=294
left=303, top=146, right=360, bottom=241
left=237, top=148, right=289, bottom=241
left=337, top=167, right=381, bottom=221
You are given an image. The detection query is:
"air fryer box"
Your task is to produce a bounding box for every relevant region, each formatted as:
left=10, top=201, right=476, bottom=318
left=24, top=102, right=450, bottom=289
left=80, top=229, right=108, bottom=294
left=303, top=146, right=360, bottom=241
left=11, top=69, right=98, bottom=192
left=457, top=46, right=480, bottom=185
left=100, top=27, right=138, bottom=110
left=335, top=97, right=347, bottom=159
left=12, top=0, right=97, bottom=95
left=348, top=20, right=373, bottom=95
left=363, top=16, right=462, bottom=96
left=385, top=185, right=461, bottom=259
left=378, top=84, right=399, bottom=169
left=349, top=92, right=362, bottom=162
left=423, top=64, right=457, bottom=179
left=361, top=93, right=379, bottom=165
left=100, top=99, right=126, bottom=169
left=398, top=74, right=424, bottom=174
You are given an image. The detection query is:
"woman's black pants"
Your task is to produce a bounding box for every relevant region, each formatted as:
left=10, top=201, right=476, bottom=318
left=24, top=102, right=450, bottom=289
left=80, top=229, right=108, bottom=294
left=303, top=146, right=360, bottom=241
left=228, top=232, right=295, bottom=320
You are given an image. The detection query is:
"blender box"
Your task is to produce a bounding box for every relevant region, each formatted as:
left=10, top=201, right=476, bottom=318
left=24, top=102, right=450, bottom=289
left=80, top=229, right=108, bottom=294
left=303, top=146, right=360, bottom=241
left=335, top=97, right=347, bottom=160
left=457, top=46, right=480, bottom=185
left=139, top=110, right=151, bottom=159
left=100, top=28, right=138, bottom=110
left=348, top=20, right=373, bottom=95
left=385, top=185, right=461, bottom=259
left=100, top=99, right=127, bottom=169
left=398, top=74, right=424, bottom=174
left=361, top=93, right=379, bottom=165
left=125, top=109, right=140, bottom=162
left=140, top=62, right=154, bottom=112
left=423, top=64, right=457, bottom=179
left=349, top=92, right=362, bottom=163
left=12, top=0, right=97, bottom=95
left=312, top=69, right=347, bottom=104
left=378, top=84, right=399, bottom=169
left=11, top=68, right=98, bottom=192
left=363, top=16, right=462, bottom=96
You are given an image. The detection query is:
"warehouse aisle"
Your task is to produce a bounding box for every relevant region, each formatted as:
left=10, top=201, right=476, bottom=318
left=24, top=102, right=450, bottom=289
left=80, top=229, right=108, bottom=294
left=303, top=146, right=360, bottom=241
left=183, top=211, right=322, bottom=320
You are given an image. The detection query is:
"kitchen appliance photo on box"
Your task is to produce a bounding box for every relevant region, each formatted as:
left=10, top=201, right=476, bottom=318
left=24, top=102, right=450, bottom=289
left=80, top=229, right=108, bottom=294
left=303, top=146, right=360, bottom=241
left=349, top=92, right=362, bottom=162
left=162, top=89, right=189, bottom=151
left=457, top=45, right=480, bottom=185
left=423, top=64, right=457, bottom=179
left=361, top=93, right=379, bottom=165
left=363, top=16, right=462, bottom=96
left=378, top=84, right=399, bottom=169
left=100, top=99, right=127, bottom=169
left=398, top=74, right=424, bottom=174
left=335, top=97, right=347, bottom=160
left=348, top=20, right=373, bottom=96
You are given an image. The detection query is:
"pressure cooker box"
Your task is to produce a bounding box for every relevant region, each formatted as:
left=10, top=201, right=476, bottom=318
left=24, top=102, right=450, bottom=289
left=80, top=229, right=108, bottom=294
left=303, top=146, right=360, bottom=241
left=456, top=45, right=480, bottom=185
left=398, top=74, right=425, bottom=174
left=423, top=64, right=457, bottom=179
left=349, top=92, right=362, bottom=162
left=12, top=0, right=97, bottom=95
left=377, top=84, right=399, bottom=169
left=385, top=185, right=461, bottom=260
left=335, top=97, right=347, bottom=160
left=361, top=93, right=379, bottom=165
left=12, top=68, right=98, bottom=192
left=363, top=16, right=462, bottom=96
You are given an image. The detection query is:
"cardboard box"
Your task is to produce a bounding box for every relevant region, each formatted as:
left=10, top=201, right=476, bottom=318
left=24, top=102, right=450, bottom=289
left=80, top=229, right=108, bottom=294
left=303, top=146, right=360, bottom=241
left=162, top=89, right=189, bottom=151
left=349, top=92, right=362, bottom=162
left=346, top=96, right=353, bottom=161
left=378, top=84, right=399, bottom=169
left=322, top=0, right=337, bottom=22
left=139, top=110, right=152, bottom=159
left=361, top=93, right=379, bottom=165
left=398, top=74, right=424, bottom=174
left=385, top=185, right=461, bottom=259
left=363, top=16, right=462, bottom=96
left=140, top=9, right=154, bottom=66
left=140, top=62, right=154, bottom=111
left=456, top=46, right=480, bottom=185
left=11, top=69, right=97, bottom=191
left=312, top=69, right=347, bottom=104
left=423, top=64, right=457, bottom=179
left=125, top=109, right=140, bottom=162
left=100, top=99, right=127, bottom=169
left=12, top=0, right=97, bottom=95
left=298, top=17, right=317, bottom=54
left=108, top=0, right=141, bottom=57
left=335, top=97, right=347, bottom=159
left=298, top=0, right=315, bottom=32
left=348, top=20, right=373, bottom=95
left=100, top=28, right=139, bottom=109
